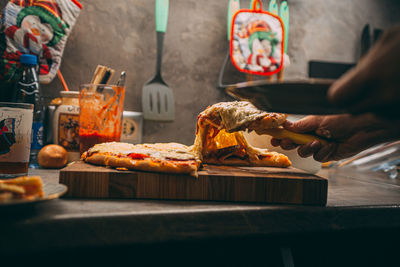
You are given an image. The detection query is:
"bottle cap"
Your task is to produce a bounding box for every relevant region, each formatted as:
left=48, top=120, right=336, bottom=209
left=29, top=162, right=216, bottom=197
left=20, top=54, right=37, bottom=65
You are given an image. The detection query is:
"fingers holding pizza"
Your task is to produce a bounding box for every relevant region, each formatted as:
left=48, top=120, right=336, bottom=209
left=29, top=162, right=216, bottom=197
left=270, top=113, right=400, bottom=162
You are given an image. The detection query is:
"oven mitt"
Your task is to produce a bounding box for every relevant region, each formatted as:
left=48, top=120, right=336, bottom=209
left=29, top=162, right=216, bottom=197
left=0, top=0, right=82, bottom=84
left=230, top=0, right=285, bottom=76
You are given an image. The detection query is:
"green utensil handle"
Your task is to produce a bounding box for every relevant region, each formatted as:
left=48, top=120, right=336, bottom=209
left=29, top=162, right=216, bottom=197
left=156, top=0, right=169, bottom=33
left=268, top=0, right=278, bottom=15
left=249, top=0, right=260, bottom=9
left=279, top=1, right=289, bottom=53
left=227, top=0, right=233, bottom=41
left=228, top=0, right=240, bottom=41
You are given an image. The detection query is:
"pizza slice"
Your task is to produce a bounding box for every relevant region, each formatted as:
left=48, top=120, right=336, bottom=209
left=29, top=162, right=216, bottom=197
left=197, top=101, right=288, bottom=133
left=196, top=101, right=328, bottom=146
left=192, top=101, right=291, bottom=167
left=0, top=176, right=44, bottom=202
left=81, top=142, right=201, bottom=177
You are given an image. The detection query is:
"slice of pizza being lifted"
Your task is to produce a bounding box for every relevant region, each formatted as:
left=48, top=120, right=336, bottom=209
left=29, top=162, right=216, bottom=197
left=191, top=101, right=292, bottom=167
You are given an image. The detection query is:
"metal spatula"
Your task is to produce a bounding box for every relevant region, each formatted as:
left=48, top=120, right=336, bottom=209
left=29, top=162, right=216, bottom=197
left=142, top=0, right=174, bottom=121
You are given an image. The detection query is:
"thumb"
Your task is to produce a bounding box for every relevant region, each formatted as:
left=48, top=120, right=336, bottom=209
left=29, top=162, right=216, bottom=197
left=283, top=116, right=321, bottom=133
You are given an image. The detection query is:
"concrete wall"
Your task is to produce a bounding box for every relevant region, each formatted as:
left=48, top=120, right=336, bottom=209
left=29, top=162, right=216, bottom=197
left=2, top=0, right=400, bottom=145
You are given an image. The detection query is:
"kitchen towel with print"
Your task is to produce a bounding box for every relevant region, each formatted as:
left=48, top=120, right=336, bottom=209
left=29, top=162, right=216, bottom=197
left=0, top=0, right=82, bottom=84
left=230, top=0, right=285, bottom=76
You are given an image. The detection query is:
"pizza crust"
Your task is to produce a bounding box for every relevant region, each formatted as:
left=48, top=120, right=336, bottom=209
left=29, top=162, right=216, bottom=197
left=85, top=153, right=199, bottom=175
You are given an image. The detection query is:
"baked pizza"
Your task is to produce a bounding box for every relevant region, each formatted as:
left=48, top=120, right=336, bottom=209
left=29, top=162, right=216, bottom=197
left=0, top=176, right=44, bottom=202
left=81, top=101, right=294, bottom=175
left=192, top=101, right=291, bottom=167
left=81, top=142, right=201, bottom=177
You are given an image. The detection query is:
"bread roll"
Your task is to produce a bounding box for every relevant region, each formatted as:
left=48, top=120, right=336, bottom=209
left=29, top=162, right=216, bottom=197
left=38, top=145, right=68, bottom=168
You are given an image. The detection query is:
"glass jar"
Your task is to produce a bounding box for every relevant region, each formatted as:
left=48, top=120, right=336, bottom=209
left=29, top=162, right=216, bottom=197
left=52, top=91, right=80, bottom=162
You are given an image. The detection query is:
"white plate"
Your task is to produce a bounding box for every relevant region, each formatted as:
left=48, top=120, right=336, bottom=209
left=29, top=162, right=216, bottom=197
left=0, top=183, right=68, bottom=207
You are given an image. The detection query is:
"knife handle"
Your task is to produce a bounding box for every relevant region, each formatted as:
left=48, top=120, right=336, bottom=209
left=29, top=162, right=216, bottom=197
left=228, top=0, right=240, bottom=41
left=279, top=1, right=289, bottom=53
left=156, top=0, right=169, bottom=33
left=249, top=0, right=260, bottom=9
left=258, top=128, right=329, bottom=146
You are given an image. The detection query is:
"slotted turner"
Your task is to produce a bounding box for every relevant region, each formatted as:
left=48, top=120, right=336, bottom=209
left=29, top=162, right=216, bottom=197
left=142, top=0, right=174, bottom=121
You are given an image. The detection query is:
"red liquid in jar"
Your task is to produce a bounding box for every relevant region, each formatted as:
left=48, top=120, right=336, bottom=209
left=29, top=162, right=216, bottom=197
left=79, top=132, right=119, bottom=154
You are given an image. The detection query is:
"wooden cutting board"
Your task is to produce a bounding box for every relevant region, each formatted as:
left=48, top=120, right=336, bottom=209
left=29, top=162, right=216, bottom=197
left=59, top=161, right=327, bottom=205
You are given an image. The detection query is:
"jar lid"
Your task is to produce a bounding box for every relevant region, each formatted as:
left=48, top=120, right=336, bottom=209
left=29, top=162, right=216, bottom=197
left=60, top=91, right=79, bottom=98
left=0, top=102, right=33, bottom=109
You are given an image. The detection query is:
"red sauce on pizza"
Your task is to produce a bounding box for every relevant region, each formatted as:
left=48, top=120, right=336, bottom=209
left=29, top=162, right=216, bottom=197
left=128, top=153, right=150, bottom=160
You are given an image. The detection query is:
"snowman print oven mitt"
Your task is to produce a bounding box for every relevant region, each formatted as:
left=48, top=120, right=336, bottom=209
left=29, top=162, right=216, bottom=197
left=0, top=0, right=82, bottom=84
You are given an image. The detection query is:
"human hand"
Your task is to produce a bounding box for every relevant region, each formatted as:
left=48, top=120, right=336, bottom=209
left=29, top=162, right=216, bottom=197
left=271, top=114, right=400, bottom=162
left=328, top=26, right=400, bottom=118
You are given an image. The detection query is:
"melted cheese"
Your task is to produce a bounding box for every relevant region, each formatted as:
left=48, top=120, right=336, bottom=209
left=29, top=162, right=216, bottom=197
left=202, top=101, right=271, bottom=132
left=88, top=142, right=198, bottom=161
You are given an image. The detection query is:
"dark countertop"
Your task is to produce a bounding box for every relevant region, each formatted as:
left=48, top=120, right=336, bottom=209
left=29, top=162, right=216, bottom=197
left=1, top=167, right=400, bottom=266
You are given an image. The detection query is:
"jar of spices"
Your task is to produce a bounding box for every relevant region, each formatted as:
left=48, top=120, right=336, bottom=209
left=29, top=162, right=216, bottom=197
left=52, top=91, right=80, bottom=162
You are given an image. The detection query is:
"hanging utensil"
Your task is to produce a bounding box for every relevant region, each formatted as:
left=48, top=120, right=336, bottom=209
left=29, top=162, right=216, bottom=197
left=280, top=1, right=289, bottom=54
left=268, top=0, right=278, bottom=15
left=228, top=0, right=240, bottom=41
left=249, top=0, right=260, bottom=9
left=117, top=71, right=126, bottom=87
left=360, top=24, right=371, bottom=60
left=142, top=0, right=174, bottom=121
left=217, top=0, right=240, bottom=88
left=277, top=0, right=289, bottom=81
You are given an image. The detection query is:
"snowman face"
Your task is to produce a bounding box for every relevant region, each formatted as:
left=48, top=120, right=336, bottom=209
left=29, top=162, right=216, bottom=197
left=260, top=39, right=272, bottom=56
left=21, top=15, right=54, bottom=44
left=252, top=39, right=264, bottom=56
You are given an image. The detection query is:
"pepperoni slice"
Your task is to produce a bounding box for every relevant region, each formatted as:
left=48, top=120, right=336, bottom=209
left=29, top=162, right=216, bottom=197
left=127, top=153, right=150, bottom=160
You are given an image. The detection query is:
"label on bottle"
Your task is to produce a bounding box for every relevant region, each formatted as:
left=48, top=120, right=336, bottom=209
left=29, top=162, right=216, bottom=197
left=31, top=121, right=44, bottom=150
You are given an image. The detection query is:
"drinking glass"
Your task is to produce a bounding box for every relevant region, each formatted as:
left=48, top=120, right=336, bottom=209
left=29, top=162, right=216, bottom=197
left=0, top=102, right=33, bottom=178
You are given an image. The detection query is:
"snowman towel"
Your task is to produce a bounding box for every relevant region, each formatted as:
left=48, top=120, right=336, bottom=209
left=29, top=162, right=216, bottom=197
left=0, top=0, right=82, bottom=84
left=230, top=2, right=285, bottom=76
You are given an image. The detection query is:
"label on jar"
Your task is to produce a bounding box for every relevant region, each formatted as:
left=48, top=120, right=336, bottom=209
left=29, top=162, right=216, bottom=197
left=58, top=112, right=80, bottom=152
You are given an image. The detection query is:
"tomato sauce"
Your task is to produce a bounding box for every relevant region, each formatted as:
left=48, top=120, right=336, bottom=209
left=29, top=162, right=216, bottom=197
left=128, top=153, right=149, bottom=160
left=79, top=132, right=119, bottom=154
